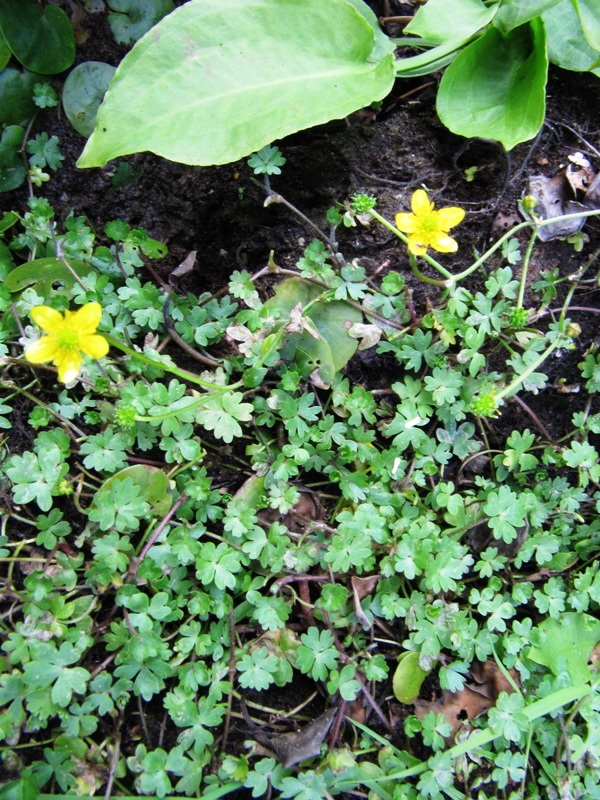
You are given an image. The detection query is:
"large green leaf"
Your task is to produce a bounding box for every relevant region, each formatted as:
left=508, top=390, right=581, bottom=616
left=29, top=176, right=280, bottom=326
left=404, top=0, right=496, bottom=44
left=394, top=0, right=497, bottom=79
left=107, top=0, right=175, bottom=45
left=4, top=257, right=94, bottom=295
left=62, top=61, right=116, bottom=138
left=436, top=20, right=548, bottom=150
left=571, top=0, right=600, bottom=50
left=92, top=465, right=173, bottom=520
left=0, top=0, right=75, bottom=74
left=0, top=125, right=25, bottom=192
left=0, top=66, right=39, bottom=125
left=493, top=0, right=561, bottom=33
left=78, top=0, right=395, bottom=168
left=543, top=0, right=600, bottom=75
left=263, top=278, right=362, bottom=387
left=0, top=27, right=10, bottom=71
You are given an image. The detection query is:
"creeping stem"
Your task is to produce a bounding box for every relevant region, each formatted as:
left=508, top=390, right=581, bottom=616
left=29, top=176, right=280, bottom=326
left=105, top=334, right=233, bottom=391
left=369, top=207, right=600, bottom=285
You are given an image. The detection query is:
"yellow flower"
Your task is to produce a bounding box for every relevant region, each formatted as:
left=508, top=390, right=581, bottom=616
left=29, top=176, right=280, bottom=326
left=25, top=302, right=109, bottom=383
left=395, top=189, right=465, bottom=256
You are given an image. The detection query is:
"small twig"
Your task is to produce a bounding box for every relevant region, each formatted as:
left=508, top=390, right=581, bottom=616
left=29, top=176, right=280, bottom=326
left=103, top=712, right=123, bottom=800
left=158, top=710, right=168, bottom=749
left=265, top=192, right=345, bottom=267
left=550, top=120, right=600, bottom=158
left=556, top=715, right=573, bottom=780
left=220, top=609, right=237, bottom=755
left=89, top=652, right=116, bottom=680
left=129, top=492, right=188, bottom=577
left=137, top=695, right=151, bottom=746
left=163, top=290, right=220, bottom=367
left=509, top=395, right=555, bottom=444
left=319, top=609, right=394, bottom=735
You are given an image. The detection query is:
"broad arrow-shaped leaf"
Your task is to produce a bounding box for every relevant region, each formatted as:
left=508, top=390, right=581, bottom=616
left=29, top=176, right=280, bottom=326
left=78, top=0, right=395, bottom=168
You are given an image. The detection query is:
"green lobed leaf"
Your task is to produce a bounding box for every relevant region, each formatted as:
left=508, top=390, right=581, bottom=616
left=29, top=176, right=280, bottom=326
left=78, top=0, right=395, bottom=168
left=0, top=777, right=39, bottom=800
left=87, top=476, right=153, bottom=532
left=0, top=0, right=75, bottom=74
left=528, top=612, right=600, bottom=684
left=91, top=465, right=173, bottom=518
left=436, top=20, right=548, bottom=150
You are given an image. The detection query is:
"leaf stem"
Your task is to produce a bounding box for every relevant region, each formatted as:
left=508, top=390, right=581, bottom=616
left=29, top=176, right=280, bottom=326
left=105, top=335, right=235, bottom=390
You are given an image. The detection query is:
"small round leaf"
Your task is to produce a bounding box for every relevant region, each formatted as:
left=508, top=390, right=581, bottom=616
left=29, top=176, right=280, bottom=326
left=0, top=0, right=75, bottom=74
left=392, top=651, right=430, bottom=704
left=62, top=61, right=116, bottom=138
left=107, top=0, right=175, bottom=45
left=0, top=65, right=39, bottom=125
left=0, top=125, right=25, bottom=192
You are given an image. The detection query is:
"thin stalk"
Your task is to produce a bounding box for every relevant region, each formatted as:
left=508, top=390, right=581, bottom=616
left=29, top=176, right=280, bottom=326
left=408, top=251, right=448, bottom=286
left=516, top=228, right=539, bottom=309
left=0, top=382, right=86, bottom=438
left=105, top=334, right=238, bottom=391
left=264, top=192, right=343, bottom=264
left=496, top=338, right=563, bottom=404
left=368, top=207, right=600, bottom=286
left=343, top=683, right=594, bottom=788
left=453, top=208, right=600, bottom=283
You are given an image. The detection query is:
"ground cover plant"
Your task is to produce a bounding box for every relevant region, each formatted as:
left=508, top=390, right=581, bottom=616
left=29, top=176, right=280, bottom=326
left=0, top=2, right=600, bottom=800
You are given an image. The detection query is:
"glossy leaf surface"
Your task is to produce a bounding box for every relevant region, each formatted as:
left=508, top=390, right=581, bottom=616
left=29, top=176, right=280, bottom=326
left=0, top=0, right=75, bottom=74
left=78, top=0, right=395, bottom=167
left=436, top=20, right=548, bottom=150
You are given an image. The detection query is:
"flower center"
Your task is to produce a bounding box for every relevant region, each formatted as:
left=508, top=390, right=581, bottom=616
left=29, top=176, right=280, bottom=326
left=420, top=215, right=440, bottom=233
left=56, top=329, right=80, bottom=349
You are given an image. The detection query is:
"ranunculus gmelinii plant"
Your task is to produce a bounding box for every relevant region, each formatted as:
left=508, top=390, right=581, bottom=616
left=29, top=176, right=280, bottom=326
left=395, top=189, right=465, bottom=256
left=25, top=302, right=109, bottom=383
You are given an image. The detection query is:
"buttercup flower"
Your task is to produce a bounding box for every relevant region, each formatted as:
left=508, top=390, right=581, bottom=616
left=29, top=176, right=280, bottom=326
left=25, top=302, right=109, bottom=383
left=395, top=189, right=465, bottom=256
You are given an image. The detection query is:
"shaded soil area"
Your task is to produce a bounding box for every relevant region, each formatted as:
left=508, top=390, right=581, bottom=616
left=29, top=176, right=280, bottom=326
left=2, top=0, right=600, bottom=794
left=12, top=44, right=599, bottom=443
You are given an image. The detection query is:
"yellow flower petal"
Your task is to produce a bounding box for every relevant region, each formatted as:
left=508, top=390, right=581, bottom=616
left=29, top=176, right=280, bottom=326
left=430, top=234, right=458, bottom=253
left=55, top=351, right=83, bottom=384
left=25, top=337, right=60, bottom=364
left=411, top=189, right=433, bottom=217
left=71, top=302, right=103, bottom=334
left=80, top=334, right=109, bottom=359
left=407, top=237, right=427, bottom=256
left=436, top=207, right=465, bottom=229
left=395, top=212, right=419, bottom=233
left=30, top=306, right=64, bottom=334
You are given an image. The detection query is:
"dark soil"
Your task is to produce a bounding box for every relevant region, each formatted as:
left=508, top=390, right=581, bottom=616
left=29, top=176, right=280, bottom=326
left=16, top=47, right=599, bottom=445
left=2, top=0, right=600, bottom=793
